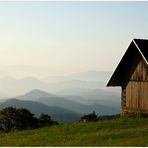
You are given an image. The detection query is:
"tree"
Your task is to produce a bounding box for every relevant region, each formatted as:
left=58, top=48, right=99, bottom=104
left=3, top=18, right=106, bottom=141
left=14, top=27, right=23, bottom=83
left=80, top=111, right=98, bottom=122
left=14, top=108, right=38, bottom=130
left=0, top=107, right=38, bottom=132
left=38, top=113, right=59, bottom=127
left=0, top=107, right=59, bottom=133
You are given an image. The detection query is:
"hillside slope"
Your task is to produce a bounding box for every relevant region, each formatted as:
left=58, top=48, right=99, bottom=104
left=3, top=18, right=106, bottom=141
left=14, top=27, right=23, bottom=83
left=0, top=99, right=80, bottom=123
left=0, top=117, right=148, bottom=146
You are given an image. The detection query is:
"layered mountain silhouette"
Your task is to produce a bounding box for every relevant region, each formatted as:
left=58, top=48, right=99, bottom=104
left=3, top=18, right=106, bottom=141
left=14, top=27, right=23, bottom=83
left=0, top=89, right=120, bottom=122
left=17, top=89, right=56, bottom=100
left=0, top=71, right=120, bottom=122
left=43, top=70, right=112, bottom=83
left=16, top=89, right=120, bottom=115
left=0, top=99, right=80, bottom=123
left=0, top=71, right=117, bottom=98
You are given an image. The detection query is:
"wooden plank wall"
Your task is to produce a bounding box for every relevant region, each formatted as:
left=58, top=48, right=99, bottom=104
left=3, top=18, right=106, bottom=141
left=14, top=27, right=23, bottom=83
left=125, top=59, right=148, bottom=112
left=126, top=81, right=148, bottom=110
left=130, top=60, right=148, bottom=81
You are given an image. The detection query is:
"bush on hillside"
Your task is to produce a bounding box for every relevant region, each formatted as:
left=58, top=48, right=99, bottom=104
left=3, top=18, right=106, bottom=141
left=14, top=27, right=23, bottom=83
left=80, top=112, right=120, bottom=122
left=80, top=111, right=98, bottom=122
left=0, top=107, right=59, bottom=133
left=97, top=114, right=120, bottom=120
left=38, top=113, right=59, bottom=127
left=0, top=107, right=38, bottom=132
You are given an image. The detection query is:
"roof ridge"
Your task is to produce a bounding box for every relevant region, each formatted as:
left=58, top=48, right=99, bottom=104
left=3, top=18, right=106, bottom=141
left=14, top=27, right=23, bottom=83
left=133, top=39, right=148, bottom=65
left=133, top=38, right=148, bottom=41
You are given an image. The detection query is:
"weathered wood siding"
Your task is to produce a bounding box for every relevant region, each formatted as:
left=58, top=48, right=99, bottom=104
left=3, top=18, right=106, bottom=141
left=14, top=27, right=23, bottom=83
left=126, top=81, right=148, bottom=110
left=125, top=59, right=148, bottom=113
left=130, top=60, right=148, bottom=81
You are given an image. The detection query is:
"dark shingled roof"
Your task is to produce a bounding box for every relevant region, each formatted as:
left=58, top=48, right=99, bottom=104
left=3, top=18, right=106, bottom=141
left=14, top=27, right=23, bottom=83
left=107, top=39, right=148, bottom=87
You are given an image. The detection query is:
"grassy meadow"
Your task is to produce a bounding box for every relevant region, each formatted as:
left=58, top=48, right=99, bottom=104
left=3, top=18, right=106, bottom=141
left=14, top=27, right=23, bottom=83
left=0, top=116, right=148, bottom=146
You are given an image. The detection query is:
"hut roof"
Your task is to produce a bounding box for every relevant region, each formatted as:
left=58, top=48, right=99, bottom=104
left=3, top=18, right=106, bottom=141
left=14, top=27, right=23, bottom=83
left=107, top=39, right=148, bottom=87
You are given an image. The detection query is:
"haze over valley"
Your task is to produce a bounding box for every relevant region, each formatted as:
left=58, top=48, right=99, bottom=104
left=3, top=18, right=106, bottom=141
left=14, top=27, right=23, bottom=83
left=0, top=70, right=120, bottom=122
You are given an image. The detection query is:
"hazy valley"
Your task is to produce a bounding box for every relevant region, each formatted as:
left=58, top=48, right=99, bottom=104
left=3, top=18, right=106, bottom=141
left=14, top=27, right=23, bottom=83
left=0, top=70, right=120, bottom=123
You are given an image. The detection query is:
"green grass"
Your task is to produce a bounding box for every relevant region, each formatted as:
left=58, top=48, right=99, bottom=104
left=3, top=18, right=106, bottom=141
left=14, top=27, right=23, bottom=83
left=0, top=117, right=148, bottom=146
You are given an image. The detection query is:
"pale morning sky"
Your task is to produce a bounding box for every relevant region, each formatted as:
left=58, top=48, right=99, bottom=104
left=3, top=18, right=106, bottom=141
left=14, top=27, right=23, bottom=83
left=0, top=1, right=148, bottom=78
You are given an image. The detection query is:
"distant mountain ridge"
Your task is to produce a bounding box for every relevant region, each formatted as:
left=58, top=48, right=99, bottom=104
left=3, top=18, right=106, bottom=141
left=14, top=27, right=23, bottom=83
left=0, top=70, right=118, bottom=98
left=17, top=89, right=56, bottom=101
left=0, top=70, right=120, bottom=118
left=0, top=88, right=120, bottom=123
left=43, top=70, right=112, bottom=83
left=0, top=99, right=80, bottom=123
left=15, top=89, right=120, bottom=115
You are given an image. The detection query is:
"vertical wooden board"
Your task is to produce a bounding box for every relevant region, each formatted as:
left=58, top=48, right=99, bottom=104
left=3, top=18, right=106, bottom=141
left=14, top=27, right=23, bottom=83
left=126, top=81, right=148, bottom=111
left=135, top=82, right=138, bottom=109
left=130, top=59, right=148, bottom=81
left=126, top=85, right=128, bottom=107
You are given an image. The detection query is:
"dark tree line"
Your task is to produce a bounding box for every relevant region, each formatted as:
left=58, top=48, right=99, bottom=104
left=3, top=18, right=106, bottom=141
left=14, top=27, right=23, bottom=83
left=79, top=111, right=119, bottom=122
left=0, top=107, right=58, bottom=133
left=0, top=107, right=120, bottom=133
left=80, top=111, right=98, bottom=122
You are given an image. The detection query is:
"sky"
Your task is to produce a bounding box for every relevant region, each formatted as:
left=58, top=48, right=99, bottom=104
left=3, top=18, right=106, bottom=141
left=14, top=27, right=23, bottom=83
left=0, top=1, right=148, bottom=78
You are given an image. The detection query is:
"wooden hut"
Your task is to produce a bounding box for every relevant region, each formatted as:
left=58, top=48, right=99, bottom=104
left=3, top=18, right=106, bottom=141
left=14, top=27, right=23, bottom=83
left=107, top=39, right=148, bottom=115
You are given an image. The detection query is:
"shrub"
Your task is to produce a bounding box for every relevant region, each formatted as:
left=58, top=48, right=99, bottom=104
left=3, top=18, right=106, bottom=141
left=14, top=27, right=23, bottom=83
left=38, top=113, right=59, bottom=127
left=0, top=107, right=38, bottom=132
left=80, top=111, right=98, bottom=122
left=0, top=107, right=59, bottom=133
left=80, top=112, right=120, bottom=122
